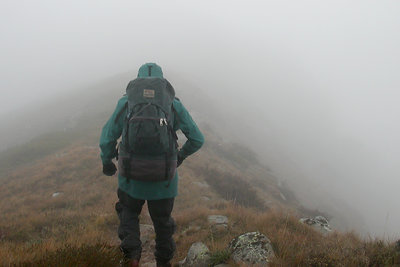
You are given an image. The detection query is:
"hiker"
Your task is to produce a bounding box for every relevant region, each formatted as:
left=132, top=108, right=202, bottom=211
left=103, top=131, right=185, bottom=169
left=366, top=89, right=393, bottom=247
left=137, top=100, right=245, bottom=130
left=99, top=63, right=204, bottom=267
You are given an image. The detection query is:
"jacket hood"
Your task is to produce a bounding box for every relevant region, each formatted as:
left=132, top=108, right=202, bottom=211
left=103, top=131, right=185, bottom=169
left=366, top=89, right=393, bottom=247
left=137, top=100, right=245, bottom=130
left=137, top=63, right=163, bottom=78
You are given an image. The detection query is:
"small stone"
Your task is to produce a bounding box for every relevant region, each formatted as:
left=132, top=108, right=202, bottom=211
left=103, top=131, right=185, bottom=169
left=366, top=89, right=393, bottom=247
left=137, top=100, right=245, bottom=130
left=52, top=192, right=62, bottom=197
left=208, top=215, right=228, bottom=225
left=208, top=215, right=229, bottom=234
left=193, top=181, right=210, bottom=188
left=180, top=242, right=211, bottom=267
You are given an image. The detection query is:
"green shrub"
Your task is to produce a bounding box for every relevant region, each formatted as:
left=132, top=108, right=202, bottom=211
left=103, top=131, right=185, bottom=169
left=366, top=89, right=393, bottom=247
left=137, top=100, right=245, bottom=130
left=209, top=249, right=231, bottom=266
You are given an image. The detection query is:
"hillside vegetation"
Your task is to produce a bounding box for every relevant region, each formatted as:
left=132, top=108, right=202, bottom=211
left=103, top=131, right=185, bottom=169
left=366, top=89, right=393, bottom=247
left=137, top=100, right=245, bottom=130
left=0, top=125, right=399, bottom=266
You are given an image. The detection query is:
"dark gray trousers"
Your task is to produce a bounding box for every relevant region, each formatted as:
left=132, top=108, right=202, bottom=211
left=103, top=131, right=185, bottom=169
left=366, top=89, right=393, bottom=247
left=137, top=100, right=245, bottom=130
left=115, top=189, right=176, bottom=263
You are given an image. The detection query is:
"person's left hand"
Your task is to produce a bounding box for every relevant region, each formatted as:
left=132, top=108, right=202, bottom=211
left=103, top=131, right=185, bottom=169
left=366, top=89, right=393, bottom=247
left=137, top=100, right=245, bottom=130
left=103, top=162, right=117, bottom=176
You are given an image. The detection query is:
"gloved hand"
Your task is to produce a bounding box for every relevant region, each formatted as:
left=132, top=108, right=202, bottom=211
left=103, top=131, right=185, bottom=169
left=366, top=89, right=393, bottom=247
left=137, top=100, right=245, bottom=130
left=103, top=162, right=117, bottom=176
left=177, top=154, right=185, bottom=167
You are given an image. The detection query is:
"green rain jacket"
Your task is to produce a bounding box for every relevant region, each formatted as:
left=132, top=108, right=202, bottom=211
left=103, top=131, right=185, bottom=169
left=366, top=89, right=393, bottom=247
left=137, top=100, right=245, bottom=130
left=99, top=63, right=204, bottom=200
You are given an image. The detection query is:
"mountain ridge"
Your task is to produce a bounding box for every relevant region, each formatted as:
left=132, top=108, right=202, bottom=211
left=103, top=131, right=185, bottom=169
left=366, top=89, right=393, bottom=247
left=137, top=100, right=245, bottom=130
left=0, top=76, right=398, bottom=265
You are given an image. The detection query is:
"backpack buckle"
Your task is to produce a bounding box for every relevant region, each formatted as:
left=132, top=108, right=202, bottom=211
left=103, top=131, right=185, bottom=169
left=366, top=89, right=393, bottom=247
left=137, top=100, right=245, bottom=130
left=159, top=118, right=168, bottom=126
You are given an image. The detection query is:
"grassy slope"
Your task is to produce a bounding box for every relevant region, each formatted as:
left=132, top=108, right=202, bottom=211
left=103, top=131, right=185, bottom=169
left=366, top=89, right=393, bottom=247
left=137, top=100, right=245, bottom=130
left=0, top=126, right=399, bottom=266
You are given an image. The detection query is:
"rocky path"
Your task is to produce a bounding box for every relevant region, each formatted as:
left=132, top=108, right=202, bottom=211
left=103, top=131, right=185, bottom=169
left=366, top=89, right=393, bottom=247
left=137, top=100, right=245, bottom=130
left=108, top=223, right=157, bottom=266
left=106, top=203, right=159, bottom=266
left=108, top=213, right=282, bottom=266
left=138, top=224, right=157, bottom=267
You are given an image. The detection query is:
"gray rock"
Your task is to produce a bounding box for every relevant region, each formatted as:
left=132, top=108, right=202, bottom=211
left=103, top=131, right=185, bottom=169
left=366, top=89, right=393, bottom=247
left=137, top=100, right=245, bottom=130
left=193, top=181, right=210, bottom=188
left=299, top=218, right=312, bottom=225
left=140, top=224, right=155, bottom=246
left=208, top=215, right=229, bottom=233
left=228, top=231, right=275, bottom=265
left=314, top=215, right=329, bottom=225
left=214, top=264, right=230, bottom=267
left=299, top=216, right=332, bottom=234
left=52, top=192, right=62, bottom=197
left=208, top=215, right=228, bottom=225
left=180, top=242, right=211, bottom=267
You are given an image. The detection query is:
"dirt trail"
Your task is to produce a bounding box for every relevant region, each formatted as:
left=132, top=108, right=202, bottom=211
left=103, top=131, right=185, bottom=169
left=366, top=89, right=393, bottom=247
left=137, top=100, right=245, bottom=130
left=108, top=206, right=158, bottom=266
left=138, top=224, right=157, bottom=267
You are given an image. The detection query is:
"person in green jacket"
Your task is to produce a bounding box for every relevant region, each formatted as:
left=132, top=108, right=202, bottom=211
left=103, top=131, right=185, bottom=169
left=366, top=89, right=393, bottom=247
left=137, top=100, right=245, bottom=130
left=99, top=63, right=204, bottom=267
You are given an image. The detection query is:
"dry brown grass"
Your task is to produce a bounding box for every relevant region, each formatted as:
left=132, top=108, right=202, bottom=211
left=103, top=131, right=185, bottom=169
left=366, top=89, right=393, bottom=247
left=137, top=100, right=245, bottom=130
left=173, top=203, right=399, bottom=266
left=0, top=132, right=399, bottom=266
left=0, top=144, right=120, bottom=265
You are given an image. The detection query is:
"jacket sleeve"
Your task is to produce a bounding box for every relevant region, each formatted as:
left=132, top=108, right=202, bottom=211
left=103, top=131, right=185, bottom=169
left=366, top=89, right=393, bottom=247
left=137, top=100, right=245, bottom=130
left=99, top=96, right=127, bottom=164
left=173, top=99, right=205, bottom=159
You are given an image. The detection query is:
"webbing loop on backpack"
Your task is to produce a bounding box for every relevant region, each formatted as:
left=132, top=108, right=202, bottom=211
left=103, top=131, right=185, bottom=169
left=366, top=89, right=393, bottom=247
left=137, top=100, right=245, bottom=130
left=131, top=102, right=152, bottom=117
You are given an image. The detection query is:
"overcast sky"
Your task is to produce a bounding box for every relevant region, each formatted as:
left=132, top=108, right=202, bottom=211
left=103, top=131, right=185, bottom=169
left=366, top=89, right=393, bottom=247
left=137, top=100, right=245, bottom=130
left=1, top=0, right=400, bottom=238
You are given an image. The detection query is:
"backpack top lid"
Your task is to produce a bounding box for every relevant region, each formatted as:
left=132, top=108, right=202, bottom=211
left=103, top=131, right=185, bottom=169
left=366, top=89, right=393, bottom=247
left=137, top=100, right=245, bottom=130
left=131, top=63, right=174, bottom=108
left=126, top=77, right=175, bottom=109
left=137, top=63, right=163, bottom=78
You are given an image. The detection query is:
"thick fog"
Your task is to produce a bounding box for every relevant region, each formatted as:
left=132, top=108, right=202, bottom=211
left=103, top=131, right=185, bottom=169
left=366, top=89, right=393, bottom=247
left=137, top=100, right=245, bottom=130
left=1, top=1, right=400, bottom=238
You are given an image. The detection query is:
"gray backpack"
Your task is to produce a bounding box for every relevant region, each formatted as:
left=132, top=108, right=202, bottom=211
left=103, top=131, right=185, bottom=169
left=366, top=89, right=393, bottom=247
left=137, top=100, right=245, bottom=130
left=118, top=77, right=178, bottom=182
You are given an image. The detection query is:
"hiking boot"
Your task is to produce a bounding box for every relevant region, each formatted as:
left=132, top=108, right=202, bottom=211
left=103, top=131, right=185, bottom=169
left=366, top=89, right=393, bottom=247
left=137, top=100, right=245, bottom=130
left=129, top=259, right=139, bottom=267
